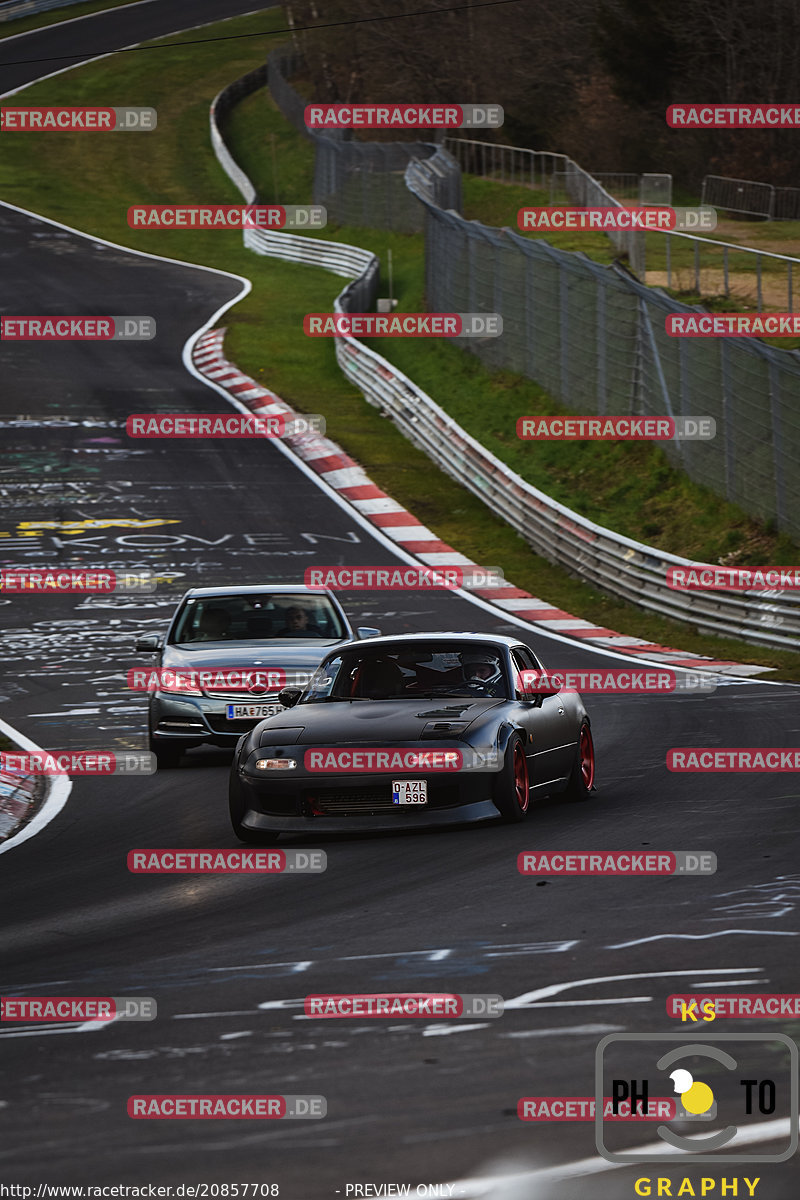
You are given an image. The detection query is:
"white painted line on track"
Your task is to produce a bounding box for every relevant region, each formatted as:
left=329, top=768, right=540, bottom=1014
left=0, top=713, right=71, bottom=856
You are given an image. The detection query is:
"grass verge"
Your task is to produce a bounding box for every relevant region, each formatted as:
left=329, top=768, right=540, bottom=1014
left=0, top=8, right=798, bottom=675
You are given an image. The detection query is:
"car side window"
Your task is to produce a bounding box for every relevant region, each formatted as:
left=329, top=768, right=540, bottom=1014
left=303, top=658, right=342, bottom=702
left=511, top=649, right=534, bottom=699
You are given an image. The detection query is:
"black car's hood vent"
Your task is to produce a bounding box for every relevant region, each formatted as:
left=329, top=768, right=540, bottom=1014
left=415, top=705, right=473, bottom=718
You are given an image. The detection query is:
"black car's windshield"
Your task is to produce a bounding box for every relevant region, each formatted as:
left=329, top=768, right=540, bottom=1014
left=302, top=644, right=510, bottom=702
left=171, top=593, right=347, bottom=644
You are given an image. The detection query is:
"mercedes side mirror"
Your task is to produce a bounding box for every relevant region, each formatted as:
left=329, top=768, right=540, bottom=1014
left=356, top=626, right=381, bottom=639
left=135, top=634, right=162, bottom=652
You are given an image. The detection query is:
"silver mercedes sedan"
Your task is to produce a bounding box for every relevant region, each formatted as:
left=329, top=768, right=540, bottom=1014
left=134, top=584, right=379, bottom=767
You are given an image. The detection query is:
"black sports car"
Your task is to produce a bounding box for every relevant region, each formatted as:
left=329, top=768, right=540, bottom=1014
left=229, top=632, right=594, bottom=842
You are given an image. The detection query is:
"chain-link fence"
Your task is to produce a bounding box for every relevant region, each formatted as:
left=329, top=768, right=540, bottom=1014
left=267, top=49, right=459, bottom=231
left=211, top=69, right=800, bottom=645
left=267, top=52, right=800, bottom=542
left=444, top=137, right=646, bottom=277
left=587, top=173, right=674, bottom=206
left=408, top=153, right=800, bottom=541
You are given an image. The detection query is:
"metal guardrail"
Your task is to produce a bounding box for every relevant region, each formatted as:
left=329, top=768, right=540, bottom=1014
left=456, top=142, right=800, bottom=313
left=0, top=0, right=91, bottom=21
left=266, top=48, right=458, bottom=233
left=209, top=72, right=800, bottom=649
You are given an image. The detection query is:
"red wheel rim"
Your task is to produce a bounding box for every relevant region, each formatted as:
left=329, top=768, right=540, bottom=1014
left=580, top=726, right=595, bottom=789
left=513, top=743, right=530, bottom=813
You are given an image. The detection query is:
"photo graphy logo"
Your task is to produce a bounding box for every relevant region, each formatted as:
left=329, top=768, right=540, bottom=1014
left=595, top=1033, right=798, bottom=1163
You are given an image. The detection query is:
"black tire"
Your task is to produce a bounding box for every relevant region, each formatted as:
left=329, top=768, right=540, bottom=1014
left=229, top=761, right=281, bottom=844
left=492, top=733, right=530, bottom=823
left=562, top=719, right=595, bottom=803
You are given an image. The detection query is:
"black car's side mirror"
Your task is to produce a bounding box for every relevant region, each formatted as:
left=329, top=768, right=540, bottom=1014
left=278, top=686, right=302, bottom=708
left=135, top=634, right=162, bottom=652
left=517, top=687, right=558, bottom=706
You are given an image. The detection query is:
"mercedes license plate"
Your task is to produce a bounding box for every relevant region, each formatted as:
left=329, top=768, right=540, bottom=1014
left=227, top=703, right=282, bottom=719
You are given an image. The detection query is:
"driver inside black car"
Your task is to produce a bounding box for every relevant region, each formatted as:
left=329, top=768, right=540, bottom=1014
left=461, top=652, right=505, bottom=696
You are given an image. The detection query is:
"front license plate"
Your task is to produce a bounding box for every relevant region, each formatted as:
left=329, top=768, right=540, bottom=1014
left=392, top=779, right=428, bottom=806
left=227, top=703, right=282, bottom=719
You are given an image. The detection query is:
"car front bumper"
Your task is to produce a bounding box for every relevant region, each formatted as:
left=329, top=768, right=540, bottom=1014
left=150, top=693, right=283, bottom=744
left=234, top=760, right=503, bottom=832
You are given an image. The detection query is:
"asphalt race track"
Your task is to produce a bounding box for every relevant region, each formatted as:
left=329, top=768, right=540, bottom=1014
left=1, top=4, right=799, bottom=1198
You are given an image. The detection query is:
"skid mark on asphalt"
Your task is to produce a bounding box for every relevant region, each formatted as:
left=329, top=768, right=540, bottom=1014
left=209, top=942, right=579, bottom=977
left=608, top=929, right=798, bottom=948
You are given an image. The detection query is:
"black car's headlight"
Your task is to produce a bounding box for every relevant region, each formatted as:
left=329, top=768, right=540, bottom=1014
left=254, top=757, right=297, bottom=770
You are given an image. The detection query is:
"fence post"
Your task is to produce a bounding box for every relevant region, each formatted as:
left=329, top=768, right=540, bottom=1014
left=790, top=262, right=794, bottom=311
left=559, top=260, right=569, bottom=400
left=768, top=360, right=786, bottom=529
left=719, top=340, right=736, bottom=502
left=596, top=275, right=607, bottom=415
